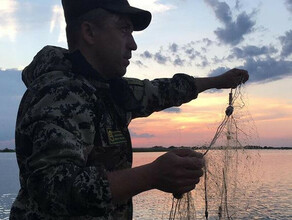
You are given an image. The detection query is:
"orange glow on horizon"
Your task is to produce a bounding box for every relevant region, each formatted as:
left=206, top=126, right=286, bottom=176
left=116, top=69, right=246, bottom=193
left=130, top=91, right=292, bottom=148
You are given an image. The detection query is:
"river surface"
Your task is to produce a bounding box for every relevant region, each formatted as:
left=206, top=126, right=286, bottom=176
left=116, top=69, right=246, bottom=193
left=0, top=150, right=291, bottom=219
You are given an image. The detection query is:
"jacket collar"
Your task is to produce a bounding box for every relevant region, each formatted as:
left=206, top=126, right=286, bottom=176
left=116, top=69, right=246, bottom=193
left=66, top=50, right=108, bottom=83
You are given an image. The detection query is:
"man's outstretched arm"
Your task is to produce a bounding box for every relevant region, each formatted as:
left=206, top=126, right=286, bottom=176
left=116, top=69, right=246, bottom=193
left=123, top=68, right=249, bottom=119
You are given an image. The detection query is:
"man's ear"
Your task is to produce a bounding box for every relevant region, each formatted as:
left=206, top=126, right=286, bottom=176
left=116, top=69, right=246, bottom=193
left=80, top=21, right=98, bottom=45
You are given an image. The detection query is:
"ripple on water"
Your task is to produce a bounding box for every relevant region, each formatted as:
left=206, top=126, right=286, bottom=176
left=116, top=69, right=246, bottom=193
left=0, top=193, right=16, bottom=219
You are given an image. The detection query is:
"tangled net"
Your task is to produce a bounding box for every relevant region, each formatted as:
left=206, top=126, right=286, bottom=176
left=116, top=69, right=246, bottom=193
left=169, top=85, right=259, bottom=220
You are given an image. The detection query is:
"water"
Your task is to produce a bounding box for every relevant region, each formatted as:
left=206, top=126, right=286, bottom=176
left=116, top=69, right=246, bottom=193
left=0, top=151, right=291, bottom=219
left=132, top=151, right=292, bottom=220
left=0, top=153, right=19, bottom=220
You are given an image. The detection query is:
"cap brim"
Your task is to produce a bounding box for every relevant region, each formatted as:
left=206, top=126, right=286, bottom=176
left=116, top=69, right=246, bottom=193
left=104, top=6, right=152, bottom=31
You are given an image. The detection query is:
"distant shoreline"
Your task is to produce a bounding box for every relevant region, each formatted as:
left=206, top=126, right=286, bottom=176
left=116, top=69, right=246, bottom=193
left=1, top=146, right=291, bottom=153
left=0, top=148, right=16, bottom=153
left=132, top=146, right=292, bottom=152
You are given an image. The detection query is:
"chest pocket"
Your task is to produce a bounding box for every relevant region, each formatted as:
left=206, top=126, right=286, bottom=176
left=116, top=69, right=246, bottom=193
left=86, top=80, right=132, bottom=170
left=97, top=91, right=129, bottom=148
left=106, top=128, right=127, bottom=146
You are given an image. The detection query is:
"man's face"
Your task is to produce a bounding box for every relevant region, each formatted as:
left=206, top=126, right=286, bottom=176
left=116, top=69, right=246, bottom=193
left=91, top=14, right=137, bottom=79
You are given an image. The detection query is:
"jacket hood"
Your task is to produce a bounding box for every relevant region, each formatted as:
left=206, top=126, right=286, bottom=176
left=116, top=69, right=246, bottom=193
left=22, top=46, right=72, bottom=87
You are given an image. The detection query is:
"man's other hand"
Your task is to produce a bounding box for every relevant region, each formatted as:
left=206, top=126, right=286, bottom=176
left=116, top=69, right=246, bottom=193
left=150, top=149, right=204, bottom=196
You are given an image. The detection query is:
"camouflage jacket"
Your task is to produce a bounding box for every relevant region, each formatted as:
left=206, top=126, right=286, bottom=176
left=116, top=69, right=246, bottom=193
left=10, top=46, right=198, bottom=220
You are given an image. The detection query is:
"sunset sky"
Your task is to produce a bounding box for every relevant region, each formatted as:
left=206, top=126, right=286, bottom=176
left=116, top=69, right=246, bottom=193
left=0, top=0, right=292, bottom=149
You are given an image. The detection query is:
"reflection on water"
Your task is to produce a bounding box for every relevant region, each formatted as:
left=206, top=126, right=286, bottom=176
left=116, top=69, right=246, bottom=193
left=132, top=150, right=292, bottom=220
left=0, top=151, right=291, bottom=219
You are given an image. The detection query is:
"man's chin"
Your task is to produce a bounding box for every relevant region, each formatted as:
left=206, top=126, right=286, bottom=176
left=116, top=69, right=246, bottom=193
left=118, top=67, right=127, bottom=77
left=109, top=68, right=127, bottom=79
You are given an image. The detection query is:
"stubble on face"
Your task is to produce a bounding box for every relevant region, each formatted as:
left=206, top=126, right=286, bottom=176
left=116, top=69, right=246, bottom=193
left=92, top=14, right=136, bottom=80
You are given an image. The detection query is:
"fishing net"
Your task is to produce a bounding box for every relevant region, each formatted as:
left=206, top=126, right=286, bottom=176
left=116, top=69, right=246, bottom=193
left=169, top=85, right=260, bottom=220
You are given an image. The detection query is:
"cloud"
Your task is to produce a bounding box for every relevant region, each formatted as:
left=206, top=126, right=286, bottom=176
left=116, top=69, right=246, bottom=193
left=214, top=12, right=255, bottom=45
left=202, top=38, right=214, bottom=47
left=241, top=57, right=292, bottom=83
left=128, top=0, right=174, bottom=13
left=208, top=57, right=292, bottom=83
left=184, top=47, right=201, bottom=60
left=140, top=49, right=174, bottom=65
left=50, top=4, right=66, bottom=43
left=235, top=0, right=242, bottom=10
left=130, top=131, right=155, bottom=138
left=204, top=0, right=256, bottom=45
left=285, top=0, right=292, bottom=13
left=173, top=56, right=185, bottom=66
left=140, top=50, right=153, bottom=59
left=163, top=107, right=182, bottom=113
left=138, top=39, right=214, bottom=67
left=154, top=52, right=170, bottom=64
left=133, top=60, right=147, bottom=68
left=196, top=56, right=210, bottom=68
left=169, top=43, right=179, bottom=53
left=228, top=45, right=278, bottom=59
left=208, top=67, right=230, bottom=77
left=279, top=30, right=292, bottom=58
left=0, top=0, right=18, bottom=41
left=204, top=0, right=233, bottom=24
left=212, top=56, right=224, bottom=64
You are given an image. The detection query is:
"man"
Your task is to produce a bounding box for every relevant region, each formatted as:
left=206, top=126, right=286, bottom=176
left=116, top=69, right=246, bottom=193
left=10, top=0, right=249, bottom=219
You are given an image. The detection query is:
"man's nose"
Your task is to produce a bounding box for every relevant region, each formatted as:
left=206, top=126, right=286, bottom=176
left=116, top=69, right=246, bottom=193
left=128, top=34, right=137, bottom=51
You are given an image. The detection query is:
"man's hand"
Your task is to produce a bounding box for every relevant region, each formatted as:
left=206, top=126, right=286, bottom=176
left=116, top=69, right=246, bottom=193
left=215, top=68, right=249, bottom=89
left=150, top=149, right=204, bottom=196
left=107, top=149, right=204, bottom=203
left=195, top=68, right=249, bottom=93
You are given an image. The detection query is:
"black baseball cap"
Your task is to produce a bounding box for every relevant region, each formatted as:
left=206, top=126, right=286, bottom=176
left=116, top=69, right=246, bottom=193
left=62, top=0, right=152, bottom=31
